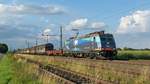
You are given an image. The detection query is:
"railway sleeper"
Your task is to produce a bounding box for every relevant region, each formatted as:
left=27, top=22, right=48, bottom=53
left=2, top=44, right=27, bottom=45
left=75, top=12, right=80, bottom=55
left=42, top=65, right=92, bottom=83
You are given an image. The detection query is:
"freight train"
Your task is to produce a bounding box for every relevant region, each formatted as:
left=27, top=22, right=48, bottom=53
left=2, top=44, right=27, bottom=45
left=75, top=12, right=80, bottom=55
left=17, top=31, right=117, bottom=59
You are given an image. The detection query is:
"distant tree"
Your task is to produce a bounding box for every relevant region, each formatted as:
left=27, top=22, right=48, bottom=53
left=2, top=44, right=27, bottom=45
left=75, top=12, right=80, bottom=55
left=123, top=47, right=134, bottom=50
left=123, top=47, right=128, bottom=50
left=0, top=43, right=8, bottom=53
left=127, top=48, right=134, bottom=50
left=143, top=48, right=150, bottom=50
left=117, top=48, right=122, bottom=50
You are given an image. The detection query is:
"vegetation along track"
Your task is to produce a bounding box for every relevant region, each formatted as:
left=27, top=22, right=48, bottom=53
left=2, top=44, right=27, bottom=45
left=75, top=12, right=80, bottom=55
left=53, top=57, right=150, bottom=77
left=16, top=56, right=113, bottom=84
left=62, top=57, right=150, bottom=76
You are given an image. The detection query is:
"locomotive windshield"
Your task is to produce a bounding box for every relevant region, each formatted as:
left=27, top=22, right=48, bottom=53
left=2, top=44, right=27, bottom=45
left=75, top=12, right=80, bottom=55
left=100, top=34, right=116, bottom=49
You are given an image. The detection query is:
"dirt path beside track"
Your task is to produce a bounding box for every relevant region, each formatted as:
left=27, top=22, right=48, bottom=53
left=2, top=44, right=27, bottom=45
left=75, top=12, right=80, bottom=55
left=0, top=53, right=3, bottom=60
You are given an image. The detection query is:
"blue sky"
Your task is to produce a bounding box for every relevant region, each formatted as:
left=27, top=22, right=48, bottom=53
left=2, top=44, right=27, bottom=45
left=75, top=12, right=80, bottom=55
left=0, top=0, right=150, bottom=49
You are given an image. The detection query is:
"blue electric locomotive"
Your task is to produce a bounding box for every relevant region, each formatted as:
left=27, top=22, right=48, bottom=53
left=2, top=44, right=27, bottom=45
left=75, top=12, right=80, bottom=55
left=64, top=31, right=117, bottom=59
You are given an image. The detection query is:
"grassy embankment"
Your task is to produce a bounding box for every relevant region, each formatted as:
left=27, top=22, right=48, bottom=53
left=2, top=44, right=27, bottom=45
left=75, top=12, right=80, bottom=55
left=116, top=50, right=150, bottom=60
left=20, top=54, right=150, bottom=84
left=0, top=53, right=41, bottom=84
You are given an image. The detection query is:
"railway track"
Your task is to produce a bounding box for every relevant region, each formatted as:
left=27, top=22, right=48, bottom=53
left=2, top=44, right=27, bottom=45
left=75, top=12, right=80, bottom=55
left=41, top=65, right=93, bottom=84
left=38, top=68, right=75, bottom=84
left=16, top=55, right=113, bottom=84
left=64, top=57, right=150, bottom=66
left=19, top=54, right=150, bottom=66
left=109, top=60, right=150, bottom=66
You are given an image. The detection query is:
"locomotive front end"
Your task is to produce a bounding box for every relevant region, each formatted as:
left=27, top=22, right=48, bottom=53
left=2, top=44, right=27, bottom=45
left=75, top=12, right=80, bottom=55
left=100, top=34, right=117, bottom=59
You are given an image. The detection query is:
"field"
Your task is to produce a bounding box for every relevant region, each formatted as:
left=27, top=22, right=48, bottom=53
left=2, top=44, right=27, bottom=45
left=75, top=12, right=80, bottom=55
left=1, top=51, right=150, bottom=84
left=15, top=50, right=150, bottom=84
left=116, top=50, right=150, bottom=60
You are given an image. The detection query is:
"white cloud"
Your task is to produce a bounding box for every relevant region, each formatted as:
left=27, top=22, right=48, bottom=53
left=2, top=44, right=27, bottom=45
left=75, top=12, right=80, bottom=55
left=41, top=24, right=60, bottom=41
left=0, top=4, right=66, bottom=15
left=0, top=4, right=66, bottom=49
left=115, top=33, right=150, bottom=48
left=43, top=28, right=51, bottom=34
left=91, top=22, right=106, bottom=28
left=70, top=18, right=88, bottom=28
left=66, top=18, right=106, bottom=31
left=117, top=10, right=150, bottom=33
left=42, top=24, right=57, bottom=35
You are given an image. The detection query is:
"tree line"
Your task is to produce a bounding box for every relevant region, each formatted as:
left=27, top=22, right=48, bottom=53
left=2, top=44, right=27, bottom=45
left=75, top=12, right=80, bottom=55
left=0, top=43, right=8, bottom=53
left=117, top=47, right=150, bottom=51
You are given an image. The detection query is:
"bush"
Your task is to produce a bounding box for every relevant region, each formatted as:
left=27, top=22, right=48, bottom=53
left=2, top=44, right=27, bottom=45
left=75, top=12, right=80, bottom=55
left=0, top=43, right=8, bottom=53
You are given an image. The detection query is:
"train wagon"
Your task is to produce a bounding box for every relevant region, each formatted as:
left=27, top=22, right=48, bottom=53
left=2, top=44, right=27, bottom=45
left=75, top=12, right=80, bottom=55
left=18, top=43, right=54, bottom=54
left=33, top=43, right=54, bottom=54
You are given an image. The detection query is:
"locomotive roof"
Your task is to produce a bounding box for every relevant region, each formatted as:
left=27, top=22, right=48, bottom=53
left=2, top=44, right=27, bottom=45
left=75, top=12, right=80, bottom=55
left=69, top=31, right=105, bottom=39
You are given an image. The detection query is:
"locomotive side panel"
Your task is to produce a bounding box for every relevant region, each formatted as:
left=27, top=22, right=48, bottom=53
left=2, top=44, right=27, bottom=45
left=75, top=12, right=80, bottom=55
left=65, top=34, right=101, bottom=51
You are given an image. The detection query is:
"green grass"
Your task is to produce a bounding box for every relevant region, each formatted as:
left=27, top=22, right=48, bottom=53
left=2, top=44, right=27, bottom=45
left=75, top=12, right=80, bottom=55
left=116, top=50, right=150, bottom=60
left=0, top=53, right=41, bottom=84
left=0, top=53, right=13, bottom=84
